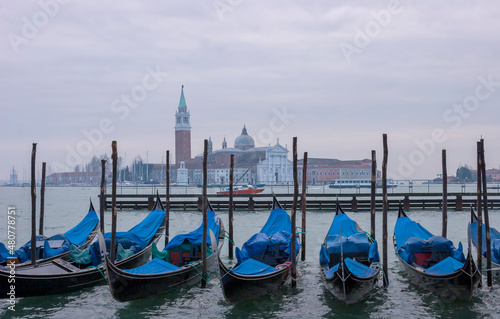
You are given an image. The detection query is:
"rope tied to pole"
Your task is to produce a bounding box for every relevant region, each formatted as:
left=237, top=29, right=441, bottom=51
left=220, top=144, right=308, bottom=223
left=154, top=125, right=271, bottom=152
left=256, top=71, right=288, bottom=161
left=186, top=260, right=210, bottom=282
left=371, top=262, right=389, bottom=287
left=276, top=261, right=300, bottom=282
left=87, top=264, right=108, bottom=282
left=223, top=234, right=236, bottom=246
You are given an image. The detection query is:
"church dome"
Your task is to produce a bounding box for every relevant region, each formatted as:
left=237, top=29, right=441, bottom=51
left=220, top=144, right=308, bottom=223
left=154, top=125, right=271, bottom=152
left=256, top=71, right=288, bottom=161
left=234, top=125, right=255, bottom=150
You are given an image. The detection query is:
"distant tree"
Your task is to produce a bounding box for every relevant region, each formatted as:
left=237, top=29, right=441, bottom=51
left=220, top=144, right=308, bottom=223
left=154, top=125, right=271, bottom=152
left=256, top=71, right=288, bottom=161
left=456, top=165, right=472, bottom=182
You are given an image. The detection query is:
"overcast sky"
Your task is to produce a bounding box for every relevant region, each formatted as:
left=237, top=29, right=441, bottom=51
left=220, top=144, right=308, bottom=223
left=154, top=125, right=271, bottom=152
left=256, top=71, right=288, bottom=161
left=1, top=1, right=500, bottom=181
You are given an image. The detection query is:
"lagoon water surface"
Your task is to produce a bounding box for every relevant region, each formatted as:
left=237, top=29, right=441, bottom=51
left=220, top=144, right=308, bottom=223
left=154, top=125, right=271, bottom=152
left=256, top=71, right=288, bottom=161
left=0, top=186, right=499, bottom=319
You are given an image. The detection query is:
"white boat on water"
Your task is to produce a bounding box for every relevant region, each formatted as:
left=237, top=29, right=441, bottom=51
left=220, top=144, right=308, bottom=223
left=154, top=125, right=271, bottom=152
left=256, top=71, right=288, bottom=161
left=329, top=179, right=397, bottom=189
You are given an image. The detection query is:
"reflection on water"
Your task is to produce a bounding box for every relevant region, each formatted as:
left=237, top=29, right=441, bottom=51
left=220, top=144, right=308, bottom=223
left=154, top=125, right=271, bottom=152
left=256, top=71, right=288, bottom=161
left=0, top=187, right=499, bottom=318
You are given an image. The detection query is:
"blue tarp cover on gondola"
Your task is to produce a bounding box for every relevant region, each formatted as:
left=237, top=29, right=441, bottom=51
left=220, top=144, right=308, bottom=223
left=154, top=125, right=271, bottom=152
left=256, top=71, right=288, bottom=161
left=394, top=216, right=434, bottom=250
left=323, top=263, right=340, bottom=279
left=232, top=258, right=277, bottom=276
left=235, top=208, right=298, bottom=265
left=470, top=222, right=500, bottom=263
left=424, top=256, right=464, bottom=275
left=0, top=235, right=47, bottom=263
left=104, top=209, right=166, bottom=249
left=260, top=208, right=291, bottom=236
left=64, top=210, right=99, bottom=246
left=0, top=209, right=98, bottom=263
left=165, top=210, right=220, bottom=250
left=345, top=258, right=377, bottom=277
left=326, top=214, right=360, bottom=238
left=124, top=258, right=181, bottom=275
left=398, top=235, right=465, bottom=264
left=369, top=241, right=380, bottom=262
left=325, top=232, right=370, bottom=255
left=323, top=258, right=377, bottom=279
left=43, top=234, right=70, bottom=259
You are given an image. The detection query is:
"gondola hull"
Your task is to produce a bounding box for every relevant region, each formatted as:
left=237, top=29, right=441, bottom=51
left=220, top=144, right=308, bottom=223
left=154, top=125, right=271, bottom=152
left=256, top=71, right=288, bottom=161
left=0, top=242, right=153, bottom=298
left=394, top=239, right=481, bottom=301
left=320, top=266, right=380, bottom=304
left=218, top=257, right=290, bottom=303
left=105, top=234, right=225, bottom=302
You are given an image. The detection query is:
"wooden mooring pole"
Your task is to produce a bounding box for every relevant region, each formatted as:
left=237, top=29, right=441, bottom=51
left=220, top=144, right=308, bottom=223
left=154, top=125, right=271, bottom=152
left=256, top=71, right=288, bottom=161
left=442, top=149, right=447, bottom=238
left=480, top=139, right=492, bottom=287
left=39, top=162, right=46, bottom=236
left=476, top=141, right=483, bottom=273
left=382, top=134, right=389, bottom=286
left=301, top=152, right=308, bottom=262
left=201, top=139, right=208, bottom=288
left=110, top=141, right=118, bottom=264
left=100, top=159, right=106, bottom=233
left=165, top=150, right=170, bottom=246
left=30, top=143, right=37, bottom=265
left=291, top=137, right=298, bottom=288
left=228, top=154, right=234, bottom=259
left=370, top=150, right=376, bottom=240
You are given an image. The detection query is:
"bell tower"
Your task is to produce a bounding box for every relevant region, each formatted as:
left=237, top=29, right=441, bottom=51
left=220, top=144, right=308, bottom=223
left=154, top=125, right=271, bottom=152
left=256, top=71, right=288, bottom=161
left=175, top=85, right=191, bottom=164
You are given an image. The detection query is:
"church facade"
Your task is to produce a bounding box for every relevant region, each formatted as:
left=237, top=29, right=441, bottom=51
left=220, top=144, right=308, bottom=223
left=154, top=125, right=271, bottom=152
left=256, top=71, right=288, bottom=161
left=172, top=87, right=293, bottom=186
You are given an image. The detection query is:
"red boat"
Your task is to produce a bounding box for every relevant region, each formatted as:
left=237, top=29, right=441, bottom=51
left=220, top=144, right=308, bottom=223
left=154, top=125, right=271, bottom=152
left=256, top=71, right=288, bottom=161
left=217, top=185, right=264, bottom=195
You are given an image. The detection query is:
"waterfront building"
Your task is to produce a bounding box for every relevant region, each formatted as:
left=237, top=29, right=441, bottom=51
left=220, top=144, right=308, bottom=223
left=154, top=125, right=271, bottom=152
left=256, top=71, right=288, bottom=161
left=46, top=172, right=100, bottom=185
left=298, top=158, right=379, bottom=185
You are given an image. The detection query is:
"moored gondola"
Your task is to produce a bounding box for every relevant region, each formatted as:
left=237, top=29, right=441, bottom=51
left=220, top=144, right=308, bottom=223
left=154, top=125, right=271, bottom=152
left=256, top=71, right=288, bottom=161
left=394, top=205, right=481, bottom=301
left=0, top=200, right=99, bottom=267
left=0, top=194, right=166, bottom=298
left=319, top=202, right=381, bottom=304
left=469, top=207, right=500, bottom=279
left=217, top=196, right=300, bottom=303
left=102, top=202, right=225, bottom=302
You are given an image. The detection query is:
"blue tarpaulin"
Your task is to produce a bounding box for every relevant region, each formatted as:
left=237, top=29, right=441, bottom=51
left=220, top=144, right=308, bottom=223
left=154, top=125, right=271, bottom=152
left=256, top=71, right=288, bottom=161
left=104, top=209, right=165, bottom=250
left=345, top=258, right=377, bottom=277
left=470, top=222, right=500, bottom=264
left=121, top=211, right=220, bottom=274
left=326, top=214, right=360, bottom=238
left=64, top=210, right=99, bottom=246
left=325, top=232, right=370, bottom=255
left=165, top=210, right=220, bottom=250
left=232, top=258, right=277, bottom=276
left=260, top=208, right=291, bottom=236
left=0, top=235, right=47, bottom=263
left=235, top=230, right=299, bottom=264
left=394, top=216, right=434, bottom=250
left=321, top=212, right=380, bottom=280
left=124, top=258, right=181, bottom=275
left=0, top=209, right=99, bottom=263
left=369, top=241, right=380, bottom=262
left=424, top=256, right=464, bottom=275
left=43, top=234, right=70, bottom=259
left=323, top=258, right=377, bottom=279
left=320, top=244, right=330, bottom=264
left=235, top=208, right=299, bottom=265
left=323, top=263, right=340, bottom=279
left=398, top=235, right=465, bottom=265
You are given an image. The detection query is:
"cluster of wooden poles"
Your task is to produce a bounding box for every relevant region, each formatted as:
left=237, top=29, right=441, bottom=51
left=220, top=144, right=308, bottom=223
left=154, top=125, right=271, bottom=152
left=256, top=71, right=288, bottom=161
left=26, top=133, right=394, bottom=288
left=25, top=135, right=494, bottom=289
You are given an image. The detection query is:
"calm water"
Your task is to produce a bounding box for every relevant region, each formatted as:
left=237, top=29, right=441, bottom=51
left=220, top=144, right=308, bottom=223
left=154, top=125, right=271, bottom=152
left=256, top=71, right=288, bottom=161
left=0, top=186, right=499, bottom=319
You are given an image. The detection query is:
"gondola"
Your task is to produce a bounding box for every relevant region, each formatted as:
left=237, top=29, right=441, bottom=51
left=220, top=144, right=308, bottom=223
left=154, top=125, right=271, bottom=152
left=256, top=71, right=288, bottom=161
left=0, top=200, right=99, bottom=267
left=0, top=194, right=166, bottom=298
left=102, top=202, right=225, bottom=302
left=469, top=207, right=500, bottom=279
left=394, top=205, right=481, bottom=301
left=217, top=196, right=300, bottom=303
left=319, top=202, right=380, bottom=304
